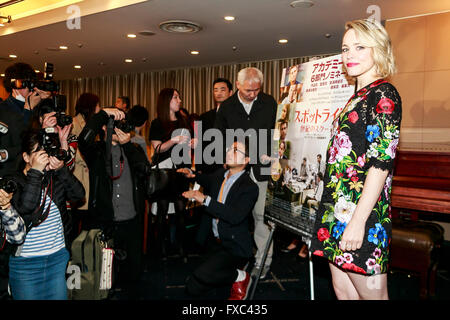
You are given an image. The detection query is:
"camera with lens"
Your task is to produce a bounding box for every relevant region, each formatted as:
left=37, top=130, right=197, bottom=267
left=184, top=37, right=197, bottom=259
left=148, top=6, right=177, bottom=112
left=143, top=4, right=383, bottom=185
left=10, top=62, right=59, bottom=93
left=0, top=177, right=17, bottom=194
left=38, top=127, right=68, bottom=161
left=37, top=95, right=72, bottom=127
left=114, top=117, right=135, bottom=133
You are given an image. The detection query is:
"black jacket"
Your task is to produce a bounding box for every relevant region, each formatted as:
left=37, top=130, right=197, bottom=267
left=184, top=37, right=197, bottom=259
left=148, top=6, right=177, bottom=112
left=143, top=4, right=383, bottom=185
left=11, top=166, right=85, bottom=251
left=195, top=168, right=258, bottom=258
left=0, top=96, right=33, bottom=176
left=214, top=91, right=277, bottom=181
left=78, top=110, right=151, bottom=226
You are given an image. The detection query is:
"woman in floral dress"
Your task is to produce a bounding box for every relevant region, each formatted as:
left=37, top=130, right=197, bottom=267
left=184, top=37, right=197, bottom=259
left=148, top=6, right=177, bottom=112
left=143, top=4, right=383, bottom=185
left=310, top=19, right=402, bottom=300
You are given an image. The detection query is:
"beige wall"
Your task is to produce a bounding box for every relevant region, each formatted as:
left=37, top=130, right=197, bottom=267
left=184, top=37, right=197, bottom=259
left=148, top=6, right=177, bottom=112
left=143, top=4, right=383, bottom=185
left=386, top=12, right=450, bottom=152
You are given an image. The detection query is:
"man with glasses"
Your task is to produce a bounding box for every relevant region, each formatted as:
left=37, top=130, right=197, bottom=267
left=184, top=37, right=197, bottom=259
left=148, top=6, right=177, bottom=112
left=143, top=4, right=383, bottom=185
left=178, top=139, right=258, bottom=300
left=215, top=67, right=277, bottom=280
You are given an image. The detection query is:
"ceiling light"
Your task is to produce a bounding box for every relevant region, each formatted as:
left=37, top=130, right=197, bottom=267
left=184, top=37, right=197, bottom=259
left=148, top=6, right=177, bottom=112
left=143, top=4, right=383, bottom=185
left=278, top=39, right=288, bottom=44
left=190, top=50, right=199, bottom=55
left=290, top=0, right=314, bottom=8
left=59, top=45, right=68, bottom=50
left=127, top=34, right=136, bottom=38
left=9, top=54, right=17, bottom=58
left=125, top=59, right=133, bottom=63
left=159, top=20, right=202, bottom=33
left=35, top=70, right=40, bottom=73
left=0, top=74, right=4, bottom=77
left=74, top=65, right=81, bottom=69
left=324, top=33, right=331, bottom=38
left=224, top=16, right=235, bottom=21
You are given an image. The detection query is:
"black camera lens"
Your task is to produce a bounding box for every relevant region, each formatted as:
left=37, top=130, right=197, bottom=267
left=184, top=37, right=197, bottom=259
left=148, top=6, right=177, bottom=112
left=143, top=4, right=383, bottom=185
left=0, top=178, right=17, bottom=194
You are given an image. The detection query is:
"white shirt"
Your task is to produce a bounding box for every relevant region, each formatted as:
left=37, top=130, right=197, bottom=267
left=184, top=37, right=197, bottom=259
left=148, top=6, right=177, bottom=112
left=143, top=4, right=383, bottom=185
left=237, top=91, right=258, bottom=115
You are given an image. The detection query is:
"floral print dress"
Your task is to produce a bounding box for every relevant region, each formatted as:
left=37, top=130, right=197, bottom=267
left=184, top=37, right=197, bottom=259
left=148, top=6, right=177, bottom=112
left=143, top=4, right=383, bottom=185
left=310, top=79, right=402, bottom=275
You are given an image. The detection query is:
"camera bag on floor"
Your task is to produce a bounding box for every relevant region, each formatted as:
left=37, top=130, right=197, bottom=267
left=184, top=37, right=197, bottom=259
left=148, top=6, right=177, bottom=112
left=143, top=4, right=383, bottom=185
left=68, top=229, right=114, bottom=300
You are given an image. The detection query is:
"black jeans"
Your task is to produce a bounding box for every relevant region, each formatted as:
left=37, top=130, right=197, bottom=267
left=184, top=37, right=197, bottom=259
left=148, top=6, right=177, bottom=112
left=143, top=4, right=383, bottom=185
left=186, top=238, right=249, bottom=296
left=112, top=217, right=142, bottom=285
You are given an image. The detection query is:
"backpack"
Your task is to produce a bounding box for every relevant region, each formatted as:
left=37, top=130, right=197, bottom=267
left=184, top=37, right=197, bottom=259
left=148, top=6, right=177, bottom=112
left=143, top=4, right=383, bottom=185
left=68, top=229, right=114, bottom=300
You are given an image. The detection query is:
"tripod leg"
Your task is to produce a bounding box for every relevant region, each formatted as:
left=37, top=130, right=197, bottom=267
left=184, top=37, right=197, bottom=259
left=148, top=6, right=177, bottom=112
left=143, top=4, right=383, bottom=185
left=248, top=224, right=275, bottom=300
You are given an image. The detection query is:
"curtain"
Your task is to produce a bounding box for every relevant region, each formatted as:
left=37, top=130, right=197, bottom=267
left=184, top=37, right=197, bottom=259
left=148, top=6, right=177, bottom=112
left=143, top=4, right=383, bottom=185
left=59, top=53, right=334, bottom=120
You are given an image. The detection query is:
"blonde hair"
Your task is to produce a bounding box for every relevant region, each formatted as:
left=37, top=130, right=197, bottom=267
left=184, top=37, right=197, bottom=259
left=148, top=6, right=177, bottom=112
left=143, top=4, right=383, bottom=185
left=343, top=19, right=396, bottom=78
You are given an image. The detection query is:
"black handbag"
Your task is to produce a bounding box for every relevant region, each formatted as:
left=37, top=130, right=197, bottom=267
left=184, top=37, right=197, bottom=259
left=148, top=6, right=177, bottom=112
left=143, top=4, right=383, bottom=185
left=146, top=144, right=172, bottom=197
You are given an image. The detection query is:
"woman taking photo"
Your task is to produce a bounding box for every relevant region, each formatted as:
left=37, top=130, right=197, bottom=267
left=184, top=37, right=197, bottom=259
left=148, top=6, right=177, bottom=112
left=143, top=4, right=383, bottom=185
left=9, top=129, right=84, bottom=300
left=148, top=88, right=195, bottom=260
left=310, top=19, right=402, bottom=300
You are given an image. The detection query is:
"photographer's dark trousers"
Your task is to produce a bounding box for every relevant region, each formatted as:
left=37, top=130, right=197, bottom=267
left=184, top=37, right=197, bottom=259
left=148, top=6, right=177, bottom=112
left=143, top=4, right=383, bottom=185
left=112, top=217, right=142, bottom=294
left=186, top=236, right=248, bottom=296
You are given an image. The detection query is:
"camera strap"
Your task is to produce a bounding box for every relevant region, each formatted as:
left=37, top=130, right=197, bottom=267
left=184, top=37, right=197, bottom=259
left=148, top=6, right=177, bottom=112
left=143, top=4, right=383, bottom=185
left=32, top=175, right=53, bottom=228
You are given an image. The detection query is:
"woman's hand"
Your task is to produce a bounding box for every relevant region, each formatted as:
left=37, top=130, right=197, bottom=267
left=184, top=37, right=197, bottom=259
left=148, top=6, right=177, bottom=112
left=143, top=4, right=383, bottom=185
left=46, top=156, right=64, bottom=171
left=0, top=189, right=13, bottom=210
left=339, top=217, right=366, bottom=252
left=58, top=123, right=73, bottom=150
left=103, top=108, right=125, bottom=120
left=42, top=112, right=57, bottom=128
left=171, top=135, right=190, bottom=145
left=114, top=128, right=131, bottom=145
left=176, top=168, right=195, bottom=178
left=30, top=150, right=49, bottom=172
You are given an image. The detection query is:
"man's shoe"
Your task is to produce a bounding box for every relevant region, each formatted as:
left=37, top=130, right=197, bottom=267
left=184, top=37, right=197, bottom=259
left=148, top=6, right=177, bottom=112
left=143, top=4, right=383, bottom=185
left=251, top=265, right=270, bottom=280
left=228, top=272, right=252, bottom=300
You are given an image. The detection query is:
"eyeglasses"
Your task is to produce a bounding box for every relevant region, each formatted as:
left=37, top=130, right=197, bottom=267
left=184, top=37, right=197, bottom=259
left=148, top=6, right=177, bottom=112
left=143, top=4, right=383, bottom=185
left=226, top=146, right=247, bottom=157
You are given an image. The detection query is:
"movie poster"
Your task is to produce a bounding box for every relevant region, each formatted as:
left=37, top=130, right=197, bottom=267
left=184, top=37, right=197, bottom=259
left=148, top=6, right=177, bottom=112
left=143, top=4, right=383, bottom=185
left=265, top=54, right=355, bottom=238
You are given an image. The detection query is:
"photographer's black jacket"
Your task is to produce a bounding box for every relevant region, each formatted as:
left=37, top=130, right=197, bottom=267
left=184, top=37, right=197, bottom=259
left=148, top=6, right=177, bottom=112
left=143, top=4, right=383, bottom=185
left=78, top=110, right=150, bottom=227
left=0, top=95, right=32, bottom=177
left=11, top=166, right=85, bottom=251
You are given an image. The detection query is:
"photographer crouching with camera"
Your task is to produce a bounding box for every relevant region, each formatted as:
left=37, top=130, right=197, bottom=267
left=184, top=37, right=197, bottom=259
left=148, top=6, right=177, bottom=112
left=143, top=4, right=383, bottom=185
left=6, top=127, right=85, bottom=300
left=78, top=107, right=151, bottom=299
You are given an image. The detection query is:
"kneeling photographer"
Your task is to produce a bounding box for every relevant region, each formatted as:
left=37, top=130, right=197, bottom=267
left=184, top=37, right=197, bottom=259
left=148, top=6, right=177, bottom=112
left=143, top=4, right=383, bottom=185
left=78, top=107, right=151, bottom=298
left=8, top=128, right=85, bottom=300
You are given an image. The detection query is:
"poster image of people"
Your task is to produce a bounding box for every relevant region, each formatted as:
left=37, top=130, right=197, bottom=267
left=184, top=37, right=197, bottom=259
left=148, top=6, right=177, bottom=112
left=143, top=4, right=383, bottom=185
left=279, top=64, right=306, bottom=104
left=265, top=54, right=354, bottom=238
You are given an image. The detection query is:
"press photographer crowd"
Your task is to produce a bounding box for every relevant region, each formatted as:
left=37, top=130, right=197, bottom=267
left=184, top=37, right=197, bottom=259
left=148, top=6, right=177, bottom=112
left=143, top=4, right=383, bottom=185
left=0, top=58, right=278, bottom=301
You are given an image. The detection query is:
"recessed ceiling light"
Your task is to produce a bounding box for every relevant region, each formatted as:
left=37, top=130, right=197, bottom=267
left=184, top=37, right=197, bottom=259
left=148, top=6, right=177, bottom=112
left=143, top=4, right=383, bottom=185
left=74, top=65, right=81, bottom=69
left=324, top=33, right=331, bottom=38
left=278, top=39, right=288, bottom=44
left=190, top=50, right=199, bottom=55
left=290, top=0, right=314, bottom=8
left=127, top=34, right=137, bottom=38
left=59, top=45, right=68, bottom=50
left=159, top=20, right=202, bottom=33
left=0, top=74, right=4, bottom=77
left=9, top=54, right=17, bottom=58
left=224, top=16, right=235, bottom=21
left=125, top=59, right=133, bottom=63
